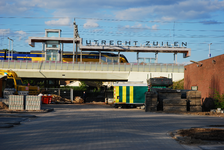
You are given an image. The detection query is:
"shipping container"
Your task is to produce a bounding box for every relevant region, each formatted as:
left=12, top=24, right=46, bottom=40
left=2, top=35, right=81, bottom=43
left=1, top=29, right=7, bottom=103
left=113, top=83, right=148, bottom=107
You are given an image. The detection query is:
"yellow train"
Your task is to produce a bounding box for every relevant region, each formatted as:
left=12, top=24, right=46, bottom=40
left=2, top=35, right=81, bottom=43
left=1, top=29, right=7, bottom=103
left=0, top=50, right=128, bottom=63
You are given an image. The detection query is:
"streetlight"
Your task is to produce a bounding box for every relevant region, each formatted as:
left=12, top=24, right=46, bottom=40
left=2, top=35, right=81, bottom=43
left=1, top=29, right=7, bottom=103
left=208, top=43, right=212, bottom=58
left=8, top=37, right=13, bottom=60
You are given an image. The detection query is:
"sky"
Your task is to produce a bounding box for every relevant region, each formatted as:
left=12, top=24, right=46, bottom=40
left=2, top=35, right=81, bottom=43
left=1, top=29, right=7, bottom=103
left=0, top=0, right=224, bottom=64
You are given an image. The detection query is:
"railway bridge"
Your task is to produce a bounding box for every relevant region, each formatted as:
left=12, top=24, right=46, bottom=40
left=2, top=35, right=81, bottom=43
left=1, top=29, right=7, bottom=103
left=0, top=60, right=184, bottom=83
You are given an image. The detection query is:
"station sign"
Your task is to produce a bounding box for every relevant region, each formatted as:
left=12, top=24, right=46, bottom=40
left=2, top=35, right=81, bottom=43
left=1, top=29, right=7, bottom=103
left=85, top=40, right=188, bottom=47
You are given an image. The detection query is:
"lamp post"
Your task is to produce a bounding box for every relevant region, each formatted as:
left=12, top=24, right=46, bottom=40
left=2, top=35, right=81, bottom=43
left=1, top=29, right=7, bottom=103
left=208, top=43, right=212, bottom=58
left=8, top=37, right=13, bottom=60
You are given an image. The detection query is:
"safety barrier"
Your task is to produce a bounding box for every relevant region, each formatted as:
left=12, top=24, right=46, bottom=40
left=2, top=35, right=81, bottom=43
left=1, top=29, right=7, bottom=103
left=0, top=60, right=184, bottom=73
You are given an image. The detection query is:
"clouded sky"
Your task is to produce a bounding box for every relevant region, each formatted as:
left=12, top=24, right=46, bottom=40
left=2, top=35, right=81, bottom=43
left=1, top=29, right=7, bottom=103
left=0, top=0, right=224, bottom=63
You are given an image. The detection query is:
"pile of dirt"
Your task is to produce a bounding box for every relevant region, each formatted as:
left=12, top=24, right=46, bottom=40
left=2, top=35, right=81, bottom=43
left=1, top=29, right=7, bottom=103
left=0, top=102, right=8, bottom=109
left=73, top=96, right=84, bottom=104
left=172, top=128, right=224, bottom=145
left=51, top=94, right=72, bottom=104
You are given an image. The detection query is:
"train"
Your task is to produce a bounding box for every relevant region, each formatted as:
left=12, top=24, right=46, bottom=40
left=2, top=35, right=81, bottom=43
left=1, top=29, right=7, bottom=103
left=0, top=50, right=128, bottom=63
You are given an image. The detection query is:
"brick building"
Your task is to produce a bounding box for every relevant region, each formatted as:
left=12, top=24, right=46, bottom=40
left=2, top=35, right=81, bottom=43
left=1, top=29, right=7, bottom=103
left=184, top=54, right=224, bottom=102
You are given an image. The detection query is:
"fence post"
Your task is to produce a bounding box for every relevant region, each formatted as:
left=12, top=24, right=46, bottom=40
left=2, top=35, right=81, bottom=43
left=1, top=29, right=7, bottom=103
left=72, top=61, right=74, bottom=70
left=1, top=60, right=4, bottom=68
left=44, top=61, right=46, bottom=69
left=26, top=60, right=28, bottom=69
left=70, top=88, right=73, bottom=102
left=125, top=63, right=126, bottom=71
left=32, top=61, right=34, bottom=69
left=84, top=62, right=86, bottom=71
left=90, top=62, right=92, bottom=71
left=58, top=88, right=60, bottom=97
left=172, top=64, right=174, bottom=72
left=55, top=61, right=57, bottom=70
left=20, top=60, right=22, bottom=69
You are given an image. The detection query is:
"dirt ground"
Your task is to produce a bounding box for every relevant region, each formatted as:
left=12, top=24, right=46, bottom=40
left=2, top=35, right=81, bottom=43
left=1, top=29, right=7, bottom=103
left=152, top=110, right=224, bottom=145
left=0, top=102, right=8, bottom=109
left=171, top=128, right=224, bottom=145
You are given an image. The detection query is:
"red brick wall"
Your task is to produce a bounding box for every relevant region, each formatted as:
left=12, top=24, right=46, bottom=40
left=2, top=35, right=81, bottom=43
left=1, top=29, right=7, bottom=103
left=184, top=54, right=224, bottom=100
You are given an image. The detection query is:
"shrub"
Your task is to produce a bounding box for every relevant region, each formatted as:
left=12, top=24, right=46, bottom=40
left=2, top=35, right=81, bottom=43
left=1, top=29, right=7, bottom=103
left=171, top=79, right=184, bottom=89
left=213, top=89, right=224, bottom=109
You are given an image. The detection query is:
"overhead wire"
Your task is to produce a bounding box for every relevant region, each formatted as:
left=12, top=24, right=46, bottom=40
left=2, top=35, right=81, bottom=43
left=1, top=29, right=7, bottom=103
left=1, top=16, right=224, bottom=24
left=1, top=17, right=223, bottom=52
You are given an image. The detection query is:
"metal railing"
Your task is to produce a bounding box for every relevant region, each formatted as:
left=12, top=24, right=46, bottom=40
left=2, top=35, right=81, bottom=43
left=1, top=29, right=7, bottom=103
left=0, top=60, right=184, bottom=73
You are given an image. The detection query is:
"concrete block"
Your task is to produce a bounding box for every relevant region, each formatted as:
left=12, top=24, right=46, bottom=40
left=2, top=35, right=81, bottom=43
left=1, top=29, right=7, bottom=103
left=163, top=99, right=187, bottom=106
left=189, top=98, right=201, bottom=106
left=190, top=106, right=202, bottom=112
left=187, top=91, right=201, bottom=99
left=158, top=93, right=181, bottom=100
left=163, top=106, right=187, bottom=112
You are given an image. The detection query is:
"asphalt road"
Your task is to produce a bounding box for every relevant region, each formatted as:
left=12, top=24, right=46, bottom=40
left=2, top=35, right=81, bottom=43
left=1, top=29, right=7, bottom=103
left=0, top=104, right=224, bottom=150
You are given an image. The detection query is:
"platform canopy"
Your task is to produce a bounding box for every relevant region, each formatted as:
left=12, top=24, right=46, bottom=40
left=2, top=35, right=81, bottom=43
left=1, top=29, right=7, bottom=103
left=79, top=45, right=191, bottom=58
left=28, top=37, right=80, bottom=47
left=28, top=36, right=191, bottom=58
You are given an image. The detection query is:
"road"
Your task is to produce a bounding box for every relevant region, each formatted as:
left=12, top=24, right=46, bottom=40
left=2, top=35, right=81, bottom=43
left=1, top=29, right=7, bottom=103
left=0, top=104, right=224, bottom=150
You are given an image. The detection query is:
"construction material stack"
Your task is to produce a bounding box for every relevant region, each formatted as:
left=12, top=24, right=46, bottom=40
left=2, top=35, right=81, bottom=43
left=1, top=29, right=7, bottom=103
left=145, top=92, right=158, bottom=112
left=187, top=91, right=202, bottom=112
left=25, top=96, right=42, bottom=110
left=8, top=95, right=42, bottom=111
left=148, top=77, right=173, bottom=90
left=9, top=95, right=25, bottom=110
left=159, top=89, right=187, bottom=112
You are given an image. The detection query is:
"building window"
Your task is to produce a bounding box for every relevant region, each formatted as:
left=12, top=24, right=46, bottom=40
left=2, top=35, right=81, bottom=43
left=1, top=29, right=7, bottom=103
left=47, top=32, right=59, bottom=37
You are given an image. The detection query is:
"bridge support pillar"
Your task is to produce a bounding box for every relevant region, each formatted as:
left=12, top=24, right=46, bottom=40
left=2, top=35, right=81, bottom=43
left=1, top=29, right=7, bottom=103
left=155, top=52, right=158, bottom=63
left=118, top=51, right=120, bottom=63
left=42, top=42, right=45, bottom=61
left=137, top=52, right=139, bottom=63
left=80, top=50, right=82, bottom=62
left=60, top=43, right=64, bottom=62
left=99, top=51, right=101, bottom=63
left=75, top=42, right=78, bottom=62
left=174, top=53, right=177, bottom=64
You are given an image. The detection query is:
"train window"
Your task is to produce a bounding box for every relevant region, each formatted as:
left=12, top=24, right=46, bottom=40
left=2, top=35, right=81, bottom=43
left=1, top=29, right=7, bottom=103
left=63, top=55, right=69, bottom=58
left=88, top=56, right=95, bottom=59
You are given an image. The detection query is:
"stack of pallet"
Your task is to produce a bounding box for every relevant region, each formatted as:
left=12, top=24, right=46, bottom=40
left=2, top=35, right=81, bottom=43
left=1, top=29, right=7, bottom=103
left=145, top=92, right=158, bottom=112
left=9, top=95, right=25, bottom=110
left=157, top=89, right=187, bottom=111
left=25, top=96, right=42, bottom=110
left=163, top=98, right=187, bottom=112
left=187, top=91, right=202, bottom=112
